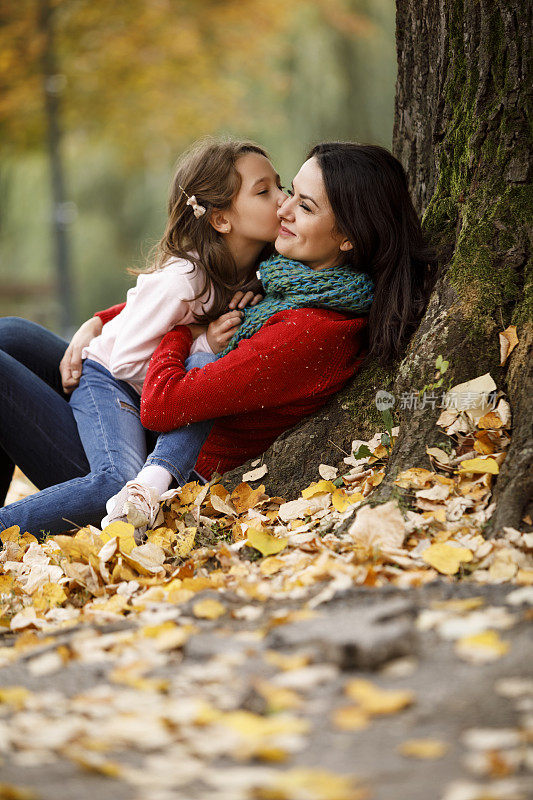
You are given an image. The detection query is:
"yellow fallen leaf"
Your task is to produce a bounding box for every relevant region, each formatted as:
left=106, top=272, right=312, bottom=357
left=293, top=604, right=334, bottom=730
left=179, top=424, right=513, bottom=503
left=255, top=768, right=366, bottom=800
left=175, top=481, right=203, bottom=505
left=398, top=739, right=449, bottom=759
left=221, top=709, right=309, bottom=741
left=254, top=680, right=303, bottom=712
left=431, top=597, right=485, bottom=613
left=174, top=526, right=196, bottom=558
left=459, top=457, right=499, bottom=474
left=100, top=521, right=136, bottom=554
left=477, top=411, right=504, bottom=429
left=516, top=569, right=533, bottom=585
left=455, top=630, right=510, bottom=663
left=422, top=543, right=473, bottom=575
left=0, top=525, right=21, bottom=542
left=394, top=468, right=434, bottom=489
left=192, top=597, right=226, bottom=619
left=231, top=482, right=266, bottom=513
left=345, top=679, right=414, bottom=714
left=332, top=705, right=370, bottom=730
left=0, top=575, right=15, bottom=593
left=264, top=650, right=311, bottom=671
left=140, top=621, right=192, bottom=651
left=54, top=528, right=103, bottom=562
left=145, top=526, right=176, bottom=548
left=247, top=528, right=288, bottom=557
left=332, top=490, right=364, bottom=513
left=499, top=324, right=518, bottom=366
left=301, top=480, right=337, bottom=499
left=63, top=748, right=124, bottom=778
left=0, top=784, right=39, bottom=800
left=0, top=686, right=31, bottom=710
left=260, top=556, right=285, bottom=576
left=32, top=582, right=67, bottom=611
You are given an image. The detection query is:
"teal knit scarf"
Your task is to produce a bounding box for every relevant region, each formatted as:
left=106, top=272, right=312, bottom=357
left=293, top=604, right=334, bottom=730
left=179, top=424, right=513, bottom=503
left=217, top=253, right=374, bottom=358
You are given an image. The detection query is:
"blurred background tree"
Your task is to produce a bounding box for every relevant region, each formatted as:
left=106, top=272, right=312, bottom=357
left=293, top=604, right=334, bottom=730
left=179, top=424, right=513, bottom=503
left=0, top=0, right=395, bottom=334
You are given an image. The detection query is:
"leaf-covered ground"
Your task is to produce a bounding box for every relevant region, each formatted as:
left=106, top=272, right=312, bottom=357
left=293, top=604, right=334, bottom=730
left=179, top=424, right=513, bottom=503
left=0, top=368, right=531, bottom=800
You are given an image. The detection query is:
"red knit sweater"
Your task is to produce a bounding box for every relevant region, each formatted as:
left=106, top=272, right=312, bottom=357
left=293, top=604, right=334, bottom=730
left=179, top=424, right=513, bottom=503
left=95, top=304, right=367, bottom=479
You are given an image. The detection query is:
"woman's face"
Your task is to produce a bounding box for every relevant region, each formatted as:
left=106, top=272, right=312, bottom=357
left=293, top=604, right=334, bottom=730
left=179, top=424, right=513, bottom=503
left=275, top=157, right=352, bottom=270
left=225, top=152, right=286, bottom=245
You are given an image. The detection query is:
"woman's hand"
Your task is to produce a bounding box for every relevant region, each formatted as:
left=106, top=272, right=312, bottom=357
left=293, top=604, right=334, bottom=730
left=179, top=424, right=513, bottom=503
left=206, top=310, right=243, bottom=354
left=59, top=316, right=102, bottom=393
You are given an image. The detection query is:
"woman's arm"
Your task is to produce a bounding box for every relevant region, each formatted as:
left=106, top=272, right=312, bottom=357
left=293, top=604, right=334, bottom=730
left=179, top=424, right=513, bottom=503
left=94, top=303, right=126, bottom=325
left=140, top=312, right=365, bottom=432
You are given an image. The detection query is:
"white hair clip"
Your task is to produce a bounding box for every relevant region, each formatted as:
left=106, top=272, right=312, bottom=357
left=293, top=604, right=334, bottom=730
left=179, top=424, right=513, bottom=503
left=179, top=185, right=206, bottom=219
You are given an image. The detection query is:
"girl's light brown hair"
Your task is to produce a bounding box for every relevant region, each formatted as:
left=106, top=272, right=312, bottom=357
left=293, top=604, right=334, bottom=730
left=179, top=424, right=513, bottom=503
left=133, top=137, right=272, bottom=323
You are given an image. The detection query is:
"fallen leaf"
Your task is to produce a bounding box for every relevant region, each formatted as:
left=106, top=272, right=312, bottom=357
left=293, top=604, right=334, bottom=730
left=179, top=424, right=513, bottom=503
left=242, top=464, right=268, bottom=482
left=443, top=373, right=497, bottom=424
left=0, top=784, right=39, bottom=800
left=192, top=597, right=226, bottom=619
left=247, top=528, right=288, bottom=557
left=100, top=521, right=136, bottom=554
left=319, top=464, right=338, bottom=480
left=398, top=739, right=449, bottom=759
left=0, top=686, right=31, bottom=710
left=459, top=457, right=499, bottom=474
left=332, top=705, right=370, bottom=730
left=499, top=324, right=518, bottom=366
left=231, top=482, right=266, bottom=514
left=332, top=490, right=364, bottom=513
left=255, top=768, right=366, bottom=800
left=345, top=679, right=414, bottom=714
left=301, top=480, right=337, bottom=499
left=455, top=630, right=510, bottom=663
left=422, top=543, right=473, bottom=575
left=348, top=500, right=406, bottom=549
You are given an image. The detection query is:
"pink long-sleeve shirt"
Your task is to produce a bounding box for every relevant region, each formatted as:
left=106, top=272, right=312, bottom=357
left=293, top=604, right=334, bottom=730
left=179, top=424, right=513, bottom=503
left=83, top=257, right=215, bottom=394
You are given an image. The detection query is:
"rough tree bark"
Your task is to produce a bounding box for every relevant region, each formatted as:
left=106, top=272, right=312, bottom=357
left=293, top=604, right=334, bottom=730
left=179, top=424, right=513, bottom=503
left=223, top=0, right=532, bottom=533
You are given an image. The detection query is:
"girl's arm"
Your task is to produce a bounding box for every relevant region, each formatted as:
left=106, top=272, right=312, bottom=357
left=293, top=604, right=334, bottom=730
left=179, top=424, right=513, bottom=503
left=59, top=316, right=104, bottom=393
left=107, top=268, right=200, bottom=383
left=140, top=313, right=365, bottom=432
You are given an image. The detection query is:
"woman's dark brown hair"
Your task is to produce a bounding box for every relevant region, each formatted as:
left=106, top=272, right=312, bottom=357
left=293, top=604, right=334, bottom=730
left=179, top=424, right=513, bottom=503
left=308, top=142, right=436, bottom=364
left=134, top=137, right=272, bottom=323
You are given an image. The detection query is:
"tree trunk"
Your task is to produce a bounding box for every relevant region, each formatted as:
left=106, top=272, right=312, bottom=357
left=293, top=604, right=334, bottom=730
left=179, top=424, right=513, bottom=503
left=38, top=0, right=75, bottom=336
left=223, top=0, right=532, bottom=533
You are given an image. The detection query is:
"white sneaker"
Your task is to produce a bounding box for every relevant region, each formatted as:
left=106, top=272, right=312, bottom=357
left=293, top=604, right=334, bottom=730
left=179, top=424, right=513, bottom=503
left=101, top=481, right=163, bottom=543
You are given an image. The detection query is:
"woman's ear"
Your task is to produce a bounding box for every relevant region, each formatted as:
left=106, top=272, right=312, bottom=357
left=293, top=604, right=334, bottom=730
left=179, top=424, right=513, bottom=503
left=210, top=210, right=232, bottom=234
left=340, top=239, right=353, bottom=252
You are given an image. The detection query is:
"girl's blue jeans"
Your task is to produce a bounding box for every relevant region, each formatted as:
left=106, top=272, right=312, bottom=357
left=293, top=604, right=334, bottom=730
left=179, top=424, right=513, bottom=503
left=0, top=317, right=214, bottom=538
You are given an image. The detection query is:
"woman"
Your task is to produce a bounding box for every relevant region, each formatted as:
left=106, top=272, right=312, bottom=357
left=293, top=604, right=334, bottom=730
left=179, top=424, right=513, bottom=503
left=0, top=142, right=435, bottom=537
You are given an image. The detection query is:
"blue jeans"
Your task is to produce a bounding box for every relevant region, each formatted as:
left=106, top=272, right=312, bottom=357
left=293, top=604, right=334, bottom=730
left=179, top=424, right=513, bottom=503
left=145, top=351, right=215, bottom=485
left=0, top=317, right=214, bottom=538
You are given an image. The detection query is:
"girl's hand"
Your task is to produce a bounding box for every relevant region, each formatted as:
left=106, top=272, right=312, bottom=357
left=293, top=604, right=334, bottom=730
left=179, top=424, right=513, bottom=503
left=206, top=310, right=243, bottom=354
left=59, top=316, right=103, bottom=393
left=228, top=288, right=263, bottom=310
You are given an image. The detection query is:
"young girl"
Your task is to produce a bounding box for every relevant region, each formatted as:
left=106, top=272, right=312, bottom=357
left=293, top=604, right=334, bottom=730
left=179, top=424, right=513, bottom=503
left=0, top=138, right=285, bottom=537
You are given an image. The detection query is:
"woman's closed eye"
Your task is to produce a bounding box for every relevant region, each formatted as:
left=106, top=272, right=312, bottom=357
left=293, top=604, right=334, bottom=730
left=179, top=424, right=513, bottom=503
left=284, top=187, right=311, bottom=212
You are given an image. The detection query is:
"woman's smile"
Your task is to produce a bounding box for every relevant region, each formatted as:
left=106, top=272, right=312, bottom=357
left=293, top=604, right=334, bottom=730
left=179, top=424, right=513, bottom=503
left=278, top=224, right=296, bottom=237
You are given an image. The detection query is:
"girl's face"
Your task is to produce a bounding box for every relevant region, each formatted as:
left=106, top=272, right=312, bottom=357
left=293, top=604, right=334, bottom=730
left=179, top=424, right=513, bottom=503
left=225, top=152, right=285, bottom=245
left=275, top=157, right=352, bottom=270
